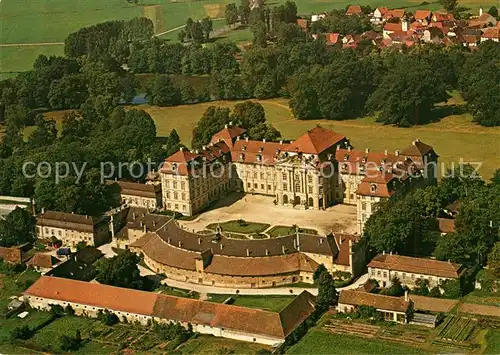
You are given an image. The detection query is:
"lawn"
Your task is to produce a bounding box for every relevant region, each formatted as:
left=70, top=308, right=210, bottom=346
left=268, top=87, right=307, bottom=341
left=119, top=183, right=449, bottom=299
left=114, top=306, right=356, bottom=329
left=0, top=269, right=40, bottom=312
left=287, top=328, right=423, bottom=354
left=206, top=219, right=270, bottom=234
left=207, top=294, right=294, bottom=312
left=179, top=334, right=272, bottom=354
left=462, top=290, right=500, bottom=307
left=0, top=310, right=53, bottom=344
left=155, top=284, right=200, bottom=299
left=0, top=45, right=64, bottom=77
left=267, top=225, right=318, bottom=238
left=485, top=329, right=500, bottom=354
left=213, top=26, right=254, bottom=44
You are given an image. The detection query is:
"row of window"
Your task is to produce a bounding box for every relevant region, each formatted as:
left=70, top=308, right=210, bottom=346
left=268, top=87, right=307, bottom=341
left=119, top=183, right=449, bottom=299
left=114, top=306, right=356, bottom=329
left=370, top=269, right=446, bottom=284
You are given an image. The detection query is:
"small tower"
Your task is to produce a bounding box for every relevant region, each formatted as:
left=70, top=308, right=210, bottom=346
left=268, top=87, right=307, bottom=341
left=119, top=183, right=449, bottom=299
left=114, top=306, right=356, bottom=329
left=479, top=7, right=483, bottom=16
left=402, top=15, right=410, bottom=32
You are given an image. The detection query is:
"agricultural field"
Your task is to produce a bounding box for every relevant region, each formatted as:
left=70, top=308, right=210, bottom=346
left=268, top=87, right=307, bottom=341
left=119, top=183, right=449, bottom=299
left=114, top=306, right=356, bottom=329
left=434, top=316, right=478, bottom=349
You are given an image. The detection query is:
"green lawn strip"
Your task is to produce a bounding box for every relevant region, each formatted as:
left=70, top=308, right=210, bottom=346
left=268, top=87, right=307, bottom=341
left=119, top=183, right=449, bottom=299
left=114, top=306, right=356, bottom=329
left=178, top=334, right=271, bottom=354
left=288, top=328, right=423, bottom=354
left=267, top=225, right=318, bottom=238
left=206, top=220, right=270, bottom=234
left=207, top=294, right=294, bottom=312
left=155, top=284, right=200, bottom=299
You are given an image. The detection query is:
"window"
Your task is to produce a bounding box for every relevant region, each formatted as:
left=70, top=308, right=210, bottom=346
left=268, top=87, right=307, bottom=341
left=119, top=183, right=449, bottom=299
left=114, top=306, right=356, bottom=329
left=383, top=272, right=387, bottom=278
left=247, top=182, right=251, bottom=188
left=253, top=172, right=257, bottom=179
left=181, top=181, right=185, bottom=189
left=282, top=173, right=287, bottom=181
left=261, top=184, right=264, bottom=189
left=268, top=185, right=271, bottom=190
left=175, top=204, right=179, bottom=209
left=182, top=205, right=186, bottom=211
left=377, top=270, right=381, bottom=277
left=308, top=175, right=312, bottom=183
left=295, top=181, right=301, bottom=192
left=361, top=202, right=366, bottom=211
left=58, top=230, right=62, bottom=236
left=181, top=193, right=186, bottom=201
left=308, top=186, right=313, bottom=194
left=283, top=183, right=288, bottom=192
left=254, top=183, right=258, bottom=188
left=174, top=192, right=178, bottom=200
left=411, top=274, right=415, bottom=279
left=166, top=191, right=170, bottom=198
left=260, top=172, right=264, bottom=179
left=173, top=181, right=177, bottom=188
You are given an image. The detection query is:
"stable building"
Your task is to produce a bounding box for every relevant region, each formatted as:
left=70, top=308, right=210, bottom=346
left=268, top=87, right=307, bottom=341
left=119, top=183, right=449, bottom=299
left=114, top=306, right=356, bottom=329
left=36, top=210, right=109, bottom=249
left=24, top=276, right=316, bottom=346
left=338, top=289, right=412, bottom=323
left=110, top=180, right=162, bottom=210
left=368, top=253, right=465, bottom=288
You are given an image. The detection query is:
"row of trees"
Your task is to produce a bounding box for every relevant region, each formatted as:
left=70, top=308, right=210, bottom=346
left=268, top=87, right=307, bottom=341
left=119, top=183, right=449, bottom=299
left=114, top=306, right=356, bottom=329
left=190, top=101, right=281, bottom=149
left=363, top=165, right=500, bottom=266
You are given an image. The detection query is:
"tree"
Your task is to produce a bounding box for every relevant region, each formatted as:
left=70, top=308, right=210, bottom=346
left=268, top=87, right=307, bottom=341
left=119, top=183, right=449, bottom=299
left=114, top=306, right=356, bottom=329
left=225, top=3, right=239, bottom=25
left=178, top=29, right=186, bottom=43
left=48, top=74, right=88, bottom=109
left=442, top=279, right=462, bottom=298
left=439, top=0, right=458, bottom=11
left=147, top=75, right=181, bottom=106
left=313, top=264, right=328, bottom=282
left=99, top=310, right=120, bottom=325
left=239, top=0, right=251, bottom=25
left=413, top=278, right=430, bottom=296
left=0, top=207, right=36, bottom=247
left=316, top=271, right=338, bottom=310
left=59, top=330, right=83, bottom=351
left=386, top=277, right=405, bottom=297
left=94, top=250, right=147, bottom=290
left=201, top=17, right=213, bottom=41
left=191, top=106, right=232, bottom=149
left=366, top=58, right=449, bottom=126
left=488, top=6, right=498, bottom=18
left=10, top=325, right=32, bottom=341
left=428, top=286, right=441, bottom=298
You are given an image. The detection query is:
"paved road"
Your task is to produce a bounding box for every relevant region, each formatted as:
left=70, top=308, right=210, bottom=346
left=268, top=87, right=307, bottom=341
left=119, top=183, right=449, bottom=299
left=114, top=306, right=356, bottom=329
left=161, top=273, right=369, bottom=296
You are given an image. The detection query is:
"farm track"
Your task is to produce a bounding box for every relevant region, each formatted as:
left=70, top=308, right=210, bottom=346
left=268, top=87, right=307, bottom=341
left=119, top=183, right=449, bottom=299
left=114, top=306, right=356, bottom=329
left=0, top=42, right=64, bottom=47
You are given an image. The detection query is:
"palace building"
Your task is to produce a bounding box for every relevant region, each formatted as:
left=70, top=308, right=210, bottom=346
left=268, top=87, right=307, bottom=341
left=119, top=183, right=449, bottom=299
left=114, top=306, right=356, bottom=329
left=160, top=125, right=438, bottom=234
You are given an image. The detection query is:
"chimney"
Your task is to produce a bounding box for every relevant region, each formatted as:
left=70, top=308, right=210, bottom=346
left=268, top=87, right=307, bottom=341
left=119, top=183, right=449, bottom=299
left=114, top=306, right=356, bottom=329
left=404, top=290, right=409, bottom=302
left=198, top=238, right=201, bottom=244
left=265, top=249, right=269, bottom=256
left=383, top=250, right=386, bottom=255
left=229, top=121, right=233, bottom=126
left=245, top=137, right=249, bottom=142
left=293, top=239, right=297, bottom=248
left=365, top=148, right=370, bottom=154
left=224, top=124, right=228, bottom=129
left=282, top=245, right=286, bottom=254
left=395, top=150, right=400, bottom=156
left=413, top=138, right=420, bottom=145
left=237, top=136, right=240, bottom=141
left=336, top=145, right=340, bottom=151
left=178, top=241, right=182, bottom=247
left=195, top=149, right=199, bottom=154
left=384, top=149, right=388, bottom=156
left=41, top=207, right=45, bottom=214
left=246, top=248, right=250, bottom=256
left=143, top=224, right=146, bottom=233
left=220, top=244, right=223, bottom=250
left=263, top=138, right=266, bottom=143
left=319, top=238, right=323, bottom=244
left=280, top=140, right=283, bottom=145
left=348, top=147, right=351, bottom=152
left=202, top=145, right=206, bottom=150
left=479, top=7, right=483, bottom=16
left=180, top=147, right=184, bottom=151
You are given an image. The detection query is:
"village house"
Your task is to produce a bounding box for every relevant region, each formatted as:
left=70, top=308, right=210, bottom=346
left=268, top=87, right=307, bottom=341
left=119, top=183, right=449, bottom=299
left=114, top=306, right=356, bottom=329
left=372, top=7, right=389, bottom=23
left=346, top=5, right=363, bottom=16
left=368, top=253, right=465, bottom=289
left=25, top=276, right=316, bottom=346
left=481, top=27, right=500, bottom=42
left=127, top=216, right=365, bottom=288
left=0, top=245, right=25, bottom=264
left=36, top=210, right=110, bottom=249
left=337, top=289, right=412, bottom=323
left=26, top=253, right=60, bottom=274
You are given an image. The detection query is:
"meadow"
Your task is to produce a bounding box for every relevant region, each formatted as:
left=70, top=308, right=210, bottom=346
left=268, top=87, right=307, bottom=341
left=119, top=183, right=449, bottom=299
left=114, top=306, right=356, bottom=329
left=1, top=0, right=496, bottom=75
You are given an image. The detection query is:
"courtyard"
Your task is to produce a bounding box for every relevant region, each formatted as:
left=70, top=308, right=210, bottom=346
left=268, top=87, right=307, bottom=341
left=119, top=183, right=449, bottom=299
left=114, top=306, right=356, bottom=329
left=178, top=193, right=358, bottom=235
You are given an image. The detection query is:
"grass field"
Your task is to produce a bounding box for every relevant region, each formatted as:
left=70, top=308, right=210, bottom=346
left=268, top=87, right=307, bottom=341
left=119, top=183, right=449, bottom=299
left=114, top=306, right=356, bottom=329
left=206, top=220, right=271, bottom=234
left=485, top=329, right=500, bottom=354
left=208, top=294, right=294, bottom=312
left=287, top=328, right=423, bottom=354
left=178, top=334, right=271, bottom=354
left=267, top=225, right=318, bottom=238
left=0, top=270, right=40, bottom=312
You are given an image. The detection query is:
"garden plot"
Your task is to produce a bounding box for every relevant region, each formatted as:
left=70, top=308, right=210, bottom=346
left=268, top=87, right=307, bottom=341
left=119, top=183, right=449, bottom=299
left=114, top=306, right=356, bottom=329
left=433, top=316, right=477, bottom=349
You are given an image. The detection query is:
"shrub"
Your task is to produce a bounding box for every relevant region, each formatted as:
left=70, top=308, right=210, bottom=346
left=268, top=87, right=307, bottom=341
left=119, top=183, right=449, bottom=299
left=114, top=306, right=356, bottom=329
left=59, top=330, right=82, bottom=351
left=10, top=325, right=32, bottom=340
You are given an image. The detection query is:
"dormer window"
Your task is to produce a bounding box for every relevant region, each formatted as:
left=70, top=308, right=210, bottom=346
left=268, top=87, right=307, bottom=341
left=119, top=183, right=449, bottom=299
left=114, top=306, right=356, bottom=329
left=242, top=145, right=247, bottom=151
left=257, top=154, right=262, bottom=162
left=327, top=154, right=333, bottom=160
left=362, top=157, right=367, bottom=163
left=239, top=153, right=245, bottom=161
left=172, top=163, right=177, bottom=171
left=381, top=159, right=386, bottom=164
left=370, top=184, right=377, bottom=193
left=344, top=154, right=349, bottom=161
left=259, top=147, right=264, bottom=152
left=342, top=163, right=348, bottom=170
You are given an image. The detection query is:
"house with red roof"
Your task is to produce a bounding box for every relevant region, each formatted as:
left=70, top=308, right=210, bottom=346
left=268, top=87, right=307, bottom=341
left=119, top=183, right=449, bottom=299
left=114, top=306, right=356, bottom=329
left=415, top=10, right=432, bottom=25
left=481, top=27, right=500, bottom=42
left=373, top=7, right=389, bottom=23
left=346, top=5, right=363, bottom=16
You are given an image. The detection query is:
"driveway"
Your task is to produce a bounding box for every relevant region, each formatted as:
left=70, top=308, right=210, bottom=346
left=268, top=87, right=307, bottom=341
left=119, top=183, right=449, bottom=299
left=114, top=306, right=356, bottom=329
left=161, top=273, right=369, bottom=296
left=178, top=194, right=357, bottom=235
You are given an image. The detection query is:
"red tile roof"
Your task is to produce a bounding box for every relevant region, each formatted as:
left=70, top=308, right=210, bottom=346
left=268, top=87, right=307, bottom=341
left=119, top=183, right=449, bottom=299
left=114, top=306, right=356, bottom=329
left=384, top=9, right=405, bottom=19
left=368, top=254, right=464, bottom=278
left=325, top=32, right=340, bottom=44
left=37, top=211, right=97, bottom=233
left=482, top=28, right=500, bottom=39
left=375, top=7, right=389, bottom=16
left=27, top=253, right=59, bottom=269
left=25, top=276, right=158, bottom=315
left=339, top=289, right=410, bottom=312
left=438, top=218, right=455, bottom=233
left=415, top=10, right=432, bottom=20
left=211, top=127, right=247, bottom=148
left=108, top=180, right=160, bottom=199
left=0, top=246, right=22, bottom=263
left=355, top=172, right=398, bottom=198
left=231, top=139, right=285, bottom=165
left=283, top=127, right=345, bottom=155
left=25, top=277, right=316, bottom=340
left=346, top=5, right=362, bottom=15
left=401, top=139, right=434, bottom=156
left=384, top=22, right=403, bottom=32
